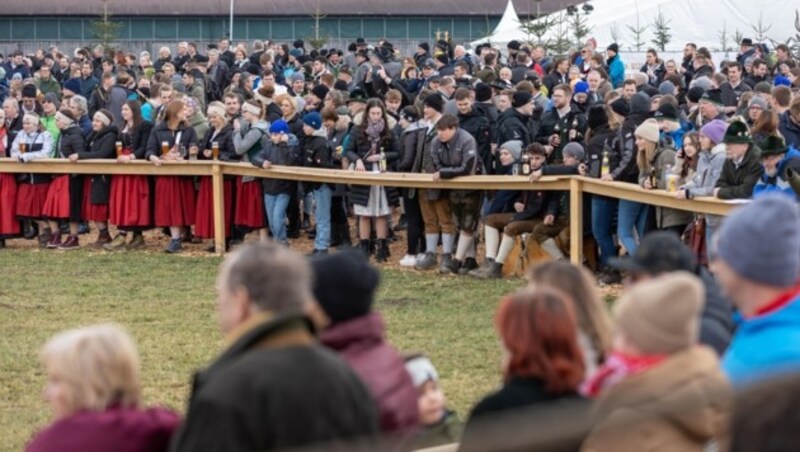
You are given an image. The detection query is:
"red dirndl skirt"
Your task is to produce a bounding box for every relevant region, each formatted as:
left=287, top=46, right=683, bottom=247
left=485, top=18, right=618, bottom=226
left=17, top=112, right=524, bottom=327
left=234, top=177, right=265, bottom=228
left=154, top=176, right=195, bottom=227
left=0, top=173, right=21, bottom=235
left=16, top=182, right=50, bottom=219
left=194, top=177, right=234, bottom=239
left=42, top=175, right=71, bottom=219
left=109, top=175, right=152, bottom=227
left=82, top=178, right=109, bottom=222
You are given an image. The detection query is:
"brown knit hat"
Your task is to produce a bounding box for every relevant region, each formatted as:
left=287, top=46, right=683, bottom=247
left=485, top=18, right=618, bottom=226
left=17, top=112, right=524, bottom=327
left=614, top=272, right=704, bottom=355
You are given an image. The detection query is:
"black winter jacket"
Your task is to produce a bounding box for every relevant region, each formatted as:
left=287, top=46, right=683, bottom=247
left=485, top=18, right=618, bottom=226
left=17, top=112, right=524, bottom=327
left=251, top=136, right=299, bottom=195
left=170, top=314, right=380, bottom=452
left=584, top=124, right=619, bottom=179
left=118, top=121, right=153, bottom=160
left=715, top=144, right=764, bottom=199
left=198, top=124, right=239, bottom=162
left=458, top=107, right=493, bottom=176
left=536, top=107, right=587, bottom=163
left=345, top=125, right=400, bottom=207
left=145, top=121, right=199, bottom=160
left=779, top=111, right=800, bottom=149
left=613, top=113, right=648, bottom=183
left=79, top=124, right=118, bottom=204
left=496, top=108, right=534, bottom=147
left=55, top=125, right=86, bottom=159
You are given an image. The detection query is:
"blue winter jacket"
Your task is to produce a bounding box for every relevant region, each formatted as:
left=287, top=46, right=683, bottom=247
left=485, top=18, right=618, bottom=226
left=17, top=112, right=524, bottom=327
left=753, top=147, right=800, bottom=199
left=607, top=55, right=625, bottom=89
left=722, top=292, right=800, bottom=388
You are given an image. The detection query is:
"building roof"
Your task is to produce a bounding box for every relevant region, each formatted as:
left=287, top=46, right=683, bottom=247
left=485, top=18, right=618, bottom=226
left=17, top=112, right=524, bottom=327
left=5, top=0, right=571, bottom=16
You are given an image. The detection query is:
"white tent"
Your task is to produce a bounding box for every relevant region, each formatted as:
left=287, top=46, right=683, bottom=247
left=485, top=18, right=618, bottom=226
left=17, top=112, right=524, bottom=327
left=471, top=0, right=800, bottom=53
left=476, top=0, right=522, bottom=45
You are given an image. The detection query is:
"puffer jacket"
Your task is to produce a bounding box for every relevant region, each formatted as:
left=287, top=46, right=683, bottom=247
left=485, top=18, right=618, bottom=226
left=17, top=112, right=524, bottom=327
left=612, top=113, right=648, bottom=183
left=55, top=125, right=86, bottom=159
left=345, top=115, right=400, bottom=206
left=251, top=135, right=299, bottom=195
left=303, top=127, right=333, bottom=192
left=582, top=346, right=732, bottom=452
left=753, top=147, right=800, bottom=199
left=431, top=128, right=482, bottom=198
left=715, top=144, right=764, bottom=200
left=639, top=147, right=693, bottom=229
left=319, top=312, right=419, bottom=437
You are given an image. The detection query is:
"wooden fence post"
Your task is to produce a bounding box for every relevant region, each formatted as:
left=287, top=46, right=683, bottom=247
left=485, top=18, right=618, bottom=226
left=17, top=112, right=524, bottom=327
left=569, top=178, right=583, bottom=265
left=212, top=162, right=225, bottom=255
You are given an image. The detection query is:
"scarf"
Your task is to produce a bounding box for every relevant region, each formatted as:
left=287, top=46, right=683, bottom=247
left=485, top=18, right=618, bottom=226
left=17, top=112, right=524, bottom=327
left=365, top=119, right=385, bottom=154
left=0, top=127, right=6, bottom=157
left=580, top=350, right=667, bottom=398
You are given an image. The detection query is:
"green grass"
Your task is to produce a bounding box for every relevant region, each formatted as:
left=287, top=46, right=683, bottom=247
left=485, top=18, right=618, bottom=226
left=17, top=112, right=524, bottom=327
left=0, top=249, right=520, bottom=451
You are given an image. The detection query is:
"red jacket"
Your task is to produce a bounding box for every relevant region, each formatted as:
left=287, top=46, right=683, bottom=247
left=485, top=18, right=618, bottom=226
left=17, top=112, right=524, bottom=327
left=26, top=406, right=179, bottom=452
left=320, top=312, right=420, bottom=436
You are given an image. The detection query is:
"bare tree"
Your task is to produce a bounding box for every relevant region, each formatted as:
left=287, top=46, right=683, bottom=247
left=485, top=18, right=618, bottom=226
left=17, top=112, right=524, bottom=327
left=609, top=23, right=623, bottom=47
left=626, top=10, right=648, bottom=51
left=750, top=10, right=773, bottom=43
left=718, top=21, right=734, bottom=54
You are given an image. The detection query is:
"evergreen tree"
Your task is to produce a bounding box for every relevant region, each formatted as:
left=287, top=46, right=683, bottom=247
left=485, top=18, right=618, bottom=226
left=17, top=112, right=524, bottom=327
left=89, top=0, right=122, bottom=50
left=626, top=11, right=648, bottom=51
left=307, top=2, right=329, bottom=50
left=650, top=8, right=672, bottom=52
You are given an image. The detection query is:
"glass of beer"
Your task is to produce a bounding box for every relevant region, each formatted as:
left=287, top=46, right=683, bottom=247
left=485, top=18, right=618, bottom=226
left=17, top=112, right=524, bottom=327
left=211, top=142, right=219, bottom=160
left=666, top=174, right=680, bottom=193
left=115, top=141, right=123, bottom=157
left=19, top=142, right=27, bottom=154
left=161, top=141, right=169, bottom=156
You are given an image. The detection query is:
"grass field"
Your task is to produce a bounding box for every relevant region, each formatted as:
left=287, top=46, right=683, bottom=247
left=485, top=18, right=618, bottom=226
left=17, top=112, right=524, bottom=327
left=0, top=246, right=521, bottom=451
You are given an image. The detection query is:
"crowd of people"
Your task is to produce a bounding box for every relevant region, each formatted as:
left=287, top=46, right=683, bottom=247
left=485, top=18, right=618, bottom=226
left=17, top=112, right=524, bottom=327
left=25, top=190, right=800, bottom=451
left=1, top=35, right=799, bottom=281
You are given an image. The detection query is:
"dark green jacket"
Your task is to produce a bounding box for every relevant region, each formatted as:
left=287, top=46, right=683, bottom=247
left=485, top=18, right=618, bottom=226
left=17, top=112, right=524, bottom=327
left=715, top=144, right=764, bottom=199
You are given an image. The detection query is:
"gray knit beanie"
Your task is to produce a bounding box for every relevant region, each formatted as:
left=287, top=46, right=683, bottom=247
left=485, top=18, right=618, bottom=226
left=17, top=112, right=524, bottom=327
left=715, top=194, right=800, bottom=287
left=500, top=140, right=523, bottom=161
left=691, top=76, right=713, bottom=92
left=562, top=142, right=585, bottom=161
left=630, top=92, right=651, bottom=115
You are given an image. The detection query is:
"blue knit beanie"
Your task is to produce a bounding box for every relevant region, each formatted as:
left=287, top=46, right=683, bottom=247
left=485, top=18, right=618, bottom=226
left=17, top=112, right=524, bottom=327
left=269, top=119, right=290, bottom=135
left=715, top=194, right=800, bottom=287
left=302, top=112, right=322, bottom=130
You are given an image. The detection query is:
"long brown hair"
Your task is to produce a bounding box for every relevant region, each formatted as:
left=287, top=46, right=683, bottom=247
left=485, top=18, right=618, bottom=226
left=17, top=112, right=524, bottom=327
left=124, top=100, right=143, bottom=130
left=528, top=261, right=613, bottom=366
left=679, top=131, right=701, bottom=179
left=163, top=100, right=185, bottom=130
left=359, top=98, right=391, bottom=141
left=495, top=287, right=585, bottom=394
left=752, top=109, right=779, bottom=137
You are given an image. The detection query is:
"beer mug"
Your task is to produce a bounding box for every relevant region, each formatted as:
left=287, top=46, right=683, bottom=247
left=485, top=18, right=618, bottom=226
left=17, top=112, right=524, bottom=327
left=211, top=142, right=220, bottom=160
left=19, top=142, right=27, bottom=154
left=115, top=141, right=123, bottom=157
left=161, top=141, right=169, bottom=156
left=666, top=174, right=680, bottom=193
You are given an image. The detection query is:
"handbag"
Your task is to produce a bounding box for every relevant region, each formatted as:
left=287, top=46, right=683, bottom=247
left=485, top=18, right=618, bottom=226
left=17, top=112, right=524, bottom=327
left=683, top=216, right=708, bottom=266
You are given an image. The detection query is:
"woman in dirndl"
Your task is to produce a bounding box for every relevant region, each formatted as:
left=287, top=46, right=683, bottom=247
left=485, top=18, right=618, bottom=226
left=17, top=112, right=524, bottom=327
left=195, top=101, right=239, bottom=251
left=42, top=109, right=86, bottom=249
left=0, top=108, right=21, bottom=247
left=104, top=100, right=154, bottom=251
left=346, top=98, right=399, bottom=262
left=11, top=112, right=53, bottom=248
left=146, top=99, right=198, bottom=254
left=232, top=99, right=269, bottom=242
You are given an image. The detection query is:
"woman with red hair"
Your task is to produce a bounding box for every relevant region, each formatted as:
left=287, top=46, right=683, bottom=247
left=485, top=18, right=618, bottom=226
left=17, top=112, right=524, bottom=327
left=461, top=287, right=590, bottom=451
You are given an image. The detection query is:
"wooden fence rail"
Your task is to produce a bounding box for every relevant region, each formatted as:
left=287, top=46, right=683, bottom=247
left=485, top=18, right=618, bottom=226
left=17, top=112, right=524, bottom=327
left=0, top=158, right=741, bottom=259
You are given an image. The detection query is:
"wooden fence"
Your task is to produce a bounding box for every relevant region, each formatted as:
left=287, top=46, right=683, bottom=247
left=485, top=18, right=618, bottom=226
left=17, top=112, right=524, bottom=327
left=0, top=158, right=740, bottom=260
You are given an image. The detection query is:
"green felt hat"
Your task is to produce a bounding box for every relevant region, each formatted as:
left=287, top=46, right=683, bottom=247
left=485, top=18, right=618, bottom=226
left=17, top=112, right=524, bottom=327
left=759, top=135, right=788, bottom=157
left=723, top=120, right=753, bottom=145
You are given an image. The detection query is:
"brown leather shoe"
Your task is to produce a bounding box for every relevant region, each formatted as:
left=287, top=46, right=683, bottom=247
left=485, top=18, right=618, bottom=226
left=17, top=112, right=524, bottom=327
left=57, top=235, right=80, bottom=250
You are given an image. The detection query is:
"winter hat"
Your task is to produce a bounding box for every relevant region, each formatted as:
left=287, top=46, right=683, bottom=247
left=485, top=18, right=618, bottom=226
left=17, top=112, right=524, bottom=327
left=642, top=85, right=660, bottom=99
left=405, top=355, right=440, bottom=387
left=635, top=118, right=660, bottom=143
left=475, top=83, right=493, bottom=103
left=269, top=119, right=290, bottom=135
left=500, top=140, right=523, bottom=161
left=607, top=43, right=619, bottom=54
left=423, top=93, right=444, bottom=113
left=754, top=81, right=773, bottom=95
left=609, top=98, right=630, bottom=117
left=774, top=75, right=792, bottom=87
left=418, top=42, right=430, bottom=53
left=758, top=135, right=788, bottom=157
left=654, top=102, right=679, bottom=122
left=562, top=142, right=585, bottom=161
left=715, top=193, right=800, bottom=287
left=512, top=90, right=533, bottom=108
left=573, top=80, right=589, bottom=95
left=63, top=78, right=81, bottom=95
left=686, top=86, right=705, bottom=103
left=630, top=92, right=651, bottom=115
left=722, top=120, right=752, bottom=144
left=435, top=54, right=449, bottom=66
left=587, top=104, right=608, bottom=130
left=700, top=89, right=724, bottom=107
left=347, top=88, right=369, bottom=104
left=21, top=84, right=37, bottom=98
left=333, top=80, right=349, bottom=92
left=312, top=250, right=380, bottom=324
left=311, top=84, right=329, bottom=101
left=43, top=93, right=61, bottom=109
left=302, top=111, right=323, bottom=130
left=290, top=72, right=305, bottom=83
left=741, top=38, right=754, bottom=47
left=289, top=48, right=303, bottom=59
left=699, top=120, right=727, bottom=145
left=293, top=39, right=305, bottom=49
left=400, top=105, right=420, bottom=123
left=692, top=76, right=713, bottom=92
left=614, top=272, right=704, bottom=355
left=507, top=40, right=522, bottom=51
left=658, top=80, right=676, bottom=96
left=748, top=96, right=768, bottom=111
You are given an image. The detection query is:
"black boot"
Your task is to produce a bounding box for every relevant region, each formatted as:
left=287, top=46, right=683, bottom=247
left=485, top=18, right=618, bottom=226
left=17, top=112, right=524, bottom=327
left=330, top=224, right=342, bottom=248
left=339, top=223, right=352, bottom=248
left=359, top=239, right=371, bottom=257
left=23, top=220, right=37, bottom=239
left=376, top=239, right=390, bottom=263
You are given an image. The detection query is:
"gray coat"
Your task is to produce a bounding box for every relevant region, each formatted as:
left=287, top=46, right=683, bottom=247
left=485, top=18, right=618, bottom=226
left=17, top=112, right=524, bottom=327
left=681, top=143, right=727, bottom=227
left=639, top=147, right=693, bottom=229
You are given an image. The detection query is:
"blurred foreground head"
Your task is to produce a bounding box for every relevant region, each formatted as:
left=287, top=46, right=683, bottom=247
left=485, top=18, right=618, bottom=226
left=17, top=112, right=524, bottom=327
left=216, top=242, right=313, bottom=335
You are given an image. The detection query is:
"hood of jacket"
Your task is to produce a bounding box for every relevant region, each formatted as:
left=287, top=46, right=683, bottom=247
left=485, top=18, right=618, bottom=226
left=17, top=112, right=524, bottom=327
left=352, top=111, right=397, bottom=129
left=594, top=346, right=731, bottom=440
left=319, top=312, right=385, bottom=351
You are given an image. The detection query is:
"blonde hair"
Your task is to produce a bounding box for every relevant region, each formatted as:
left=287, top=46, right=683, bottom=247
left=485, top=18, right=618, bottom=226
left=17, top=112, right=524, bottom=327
left=41, top=324, right=141, bottom=415
left=636, top=138, right=658, bottom=174
left=275, top=93, right=297, bottom=118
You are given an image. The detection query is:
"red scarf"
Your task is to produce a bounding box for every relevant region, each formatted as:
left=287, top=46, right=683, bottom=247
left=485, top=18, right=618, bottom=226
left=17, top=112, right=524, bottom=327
left=0, top=127, right=6, bottom=157
left=581, top=351, right=668, bottom=398
left=754, top=285, right=800, bottom=317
